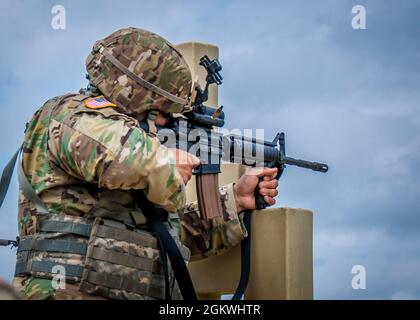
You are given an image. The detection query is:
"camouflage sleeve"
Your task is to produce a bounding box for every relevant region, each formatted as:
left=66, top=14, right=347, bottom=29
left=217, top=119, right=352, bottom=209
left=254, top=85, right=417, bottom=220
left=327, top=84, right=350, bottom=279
left=48, top=112, right=185, bottom=212
left=180, top=183, right=248, bottom=260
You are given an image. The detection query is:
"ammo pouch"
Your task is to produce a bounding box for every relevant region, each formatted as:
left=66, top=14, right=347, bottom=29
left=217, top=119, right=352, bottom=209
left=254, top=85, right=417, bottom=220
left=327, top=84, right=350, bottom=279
left=15, top=214, right=189, bottom=300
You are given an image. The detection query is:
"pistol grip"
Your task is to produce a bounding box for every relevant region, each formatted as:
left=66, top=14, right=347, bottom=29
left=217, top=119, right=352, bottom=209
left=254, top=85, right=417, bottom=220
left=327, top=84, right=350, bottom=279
left=254, top=177, right=267, bottom=210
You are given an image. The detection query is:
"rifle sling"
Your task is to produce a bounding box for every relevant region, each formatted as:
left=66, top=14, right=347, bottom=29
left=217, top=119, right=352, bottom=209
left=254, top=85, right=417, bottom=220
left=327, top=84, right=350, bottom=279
left=232, top=210, right=252, bottom=300
left=0, top=148, right=20, bottom=208
left=133, top=190, right=197, bottom=301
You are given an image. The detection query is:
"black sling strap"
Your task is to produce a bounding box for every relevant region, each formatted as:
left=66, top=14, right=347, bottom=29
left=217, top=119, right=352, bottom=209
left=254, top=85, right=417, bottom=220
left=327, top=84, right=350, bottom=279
left=232, top=210, right=252, bottom=300
left=154, top=226, right=171, bottom=300
left=0, top=148, right=20, bottom=208
left=232, top=175, right=271, bottom=300
left=0, top=149, right=21, bottom=248
left=133, top=190, right=197, bottom=301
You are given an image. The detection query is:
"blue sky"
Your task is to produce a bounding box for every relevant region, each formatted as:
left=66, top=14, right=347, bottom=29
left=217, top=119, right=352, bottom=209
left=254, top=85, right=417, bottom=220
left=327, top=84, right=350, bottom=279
left=0, top=0, right=419, bottom=299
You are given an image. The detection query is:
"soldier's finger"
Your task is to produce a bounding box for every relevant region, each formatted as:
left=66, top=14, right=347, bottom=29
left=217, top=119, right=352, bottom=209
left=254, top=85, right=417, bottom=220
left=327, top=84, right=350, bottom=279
left=245, top=167, right=263, bottom=176
left=259, top=188, right=278, bottom=197
left=259, top=179, right=278, bottom=190
left=183, top=171, right=193, bottom=184
left=258, top=167, right=277, bottom=180
left=264, top=196, right=276, bottom=206
left=188, top=153, right=201, bottom=168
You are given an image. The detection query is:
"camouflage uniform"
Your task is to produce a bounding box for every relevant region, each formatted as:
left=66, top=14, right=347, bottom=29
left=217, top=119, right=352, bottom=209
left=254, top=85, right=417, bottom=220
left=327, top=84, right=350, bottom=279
left=11, top=27, right=247, bottom=300
left=13, top=93, right=247, bottom=300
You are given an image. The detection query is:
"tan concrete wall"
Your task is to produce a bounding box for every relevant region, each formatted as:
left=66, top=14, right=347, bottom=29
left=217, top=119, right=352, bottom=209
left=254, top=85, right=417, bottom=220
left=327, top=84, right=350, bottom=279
left=175, top=42, right=313, bottom=300
left=187, top=207, right=313, bottom=300
left=175, top=42, right=219, bottom=109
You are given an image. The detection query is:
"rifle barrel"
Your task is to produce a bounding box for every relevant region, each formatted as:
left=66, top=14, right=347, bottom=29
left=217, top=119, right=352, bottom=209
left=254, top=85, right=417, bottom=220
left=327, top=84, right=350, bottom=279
left=284, top=156, right=328, bottom=173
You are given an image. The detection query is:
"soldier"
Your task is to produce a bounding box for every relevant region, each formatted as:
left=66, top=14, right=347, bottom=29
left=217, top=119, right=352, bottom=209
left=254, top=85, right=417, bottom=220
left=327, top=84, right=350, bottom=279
left=11, top=27, right=279, bottom=300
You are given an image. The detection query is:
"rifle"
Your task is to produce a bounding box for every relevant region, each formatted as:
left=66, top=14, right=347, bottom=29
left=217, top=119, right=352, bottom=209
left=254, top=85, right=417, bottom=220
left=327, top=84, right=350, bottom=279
left=140, top=55, right=328, bottom=219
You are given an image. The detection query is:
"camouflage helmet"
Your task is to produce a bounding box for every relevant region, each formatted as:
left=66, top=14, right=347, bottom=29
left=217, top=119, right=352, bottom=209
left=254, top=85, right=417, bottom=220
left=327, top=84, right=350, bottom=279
left=86, top=27, right=192, bottom=119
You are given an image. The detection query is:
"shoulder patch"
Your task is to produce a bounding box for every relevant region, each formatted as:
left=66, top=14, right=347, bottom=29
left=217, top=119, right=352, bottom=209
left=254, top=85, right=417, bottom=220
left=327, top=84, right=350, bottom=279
left=83, top=95, right=116, bottom=109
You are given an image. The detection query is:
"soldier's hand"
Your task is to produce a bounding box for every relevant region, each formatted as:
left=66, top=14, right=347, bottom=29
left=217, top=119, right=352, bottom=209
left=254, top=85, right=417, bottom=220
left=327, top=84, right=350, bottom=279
left=170, top=149, right=201, bottom=185
left=233, top=167, right=278, bottom=212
